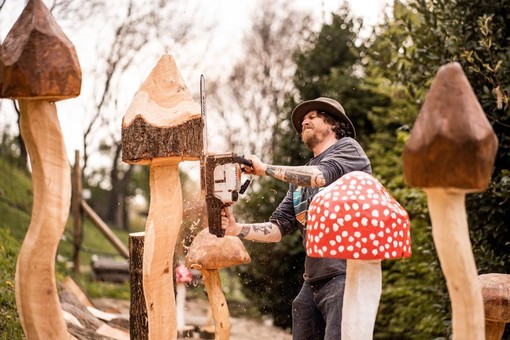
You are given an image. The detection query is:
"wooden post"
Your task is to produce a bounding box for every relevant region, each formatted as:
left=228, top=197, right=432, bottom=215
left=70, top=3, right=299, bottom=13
left=0, top=0, right=81, bottom=338
left=81, top=200, right=129, bottom=259
left=121, top=55, right=203, bottom=339
left=129, top=232, right=148, bottom=340
left=72, top=150, right=83, bottom=273
left=403, top=62, right=498, bottom=339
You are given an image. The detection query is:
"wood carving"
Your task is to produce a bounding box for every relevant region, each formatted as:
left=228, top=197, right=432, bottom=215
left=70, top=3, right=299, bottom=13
left=403, top=62, right=498, bottom=340
left=0, top=0, right=81, bottom=338
left=0, top=0, right=81, bottom=100
left=122, top=54, right=202, bottom=339
left=186, top=228, right=251, bottom=339
left=478, top=273, right=510, bottom=340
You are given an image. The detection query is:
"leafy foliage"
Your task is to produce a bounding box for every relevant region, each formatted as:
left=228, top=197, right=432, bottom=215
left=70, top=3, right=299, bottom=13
left=365, top=0, right=510, bottom=337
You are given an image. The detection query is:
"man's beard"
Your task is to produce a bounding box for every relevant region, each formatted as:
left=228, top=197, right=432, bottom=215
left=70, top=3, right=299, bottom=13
left=302, top=128, right=327, bottom=149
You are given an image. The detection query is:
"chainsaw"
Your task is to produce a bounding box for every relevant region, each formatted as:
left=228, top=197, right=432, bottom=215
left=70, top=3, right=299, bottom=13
left=200, top=75, right=252, bottom=237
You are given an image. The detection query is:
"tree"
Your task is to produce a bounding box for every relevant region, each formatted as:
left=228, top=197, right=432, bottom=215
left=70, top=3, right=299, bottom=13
left=363, top=0, right=510, bottom=338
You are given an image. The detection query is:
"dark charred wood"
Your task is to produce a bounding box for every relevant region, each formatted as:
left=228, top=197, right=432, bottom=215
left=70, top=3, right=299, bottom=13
left=122, top=115, right=203, bottom=164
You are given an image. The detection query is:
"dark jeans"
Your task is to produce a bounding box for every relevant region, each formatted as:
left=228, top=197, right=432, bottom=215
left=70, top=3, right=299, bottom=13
left=292, top=275, right=345, bottom=340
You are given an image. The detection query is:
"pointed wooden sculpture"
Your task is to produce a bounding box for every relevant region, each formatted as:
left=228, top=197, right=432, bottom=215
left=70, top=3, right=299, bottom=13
left=122, top=54, right=202, bottom=339
left=403, top=62, right=498, bottom=340
left=0, top=0, right=81, bottom=338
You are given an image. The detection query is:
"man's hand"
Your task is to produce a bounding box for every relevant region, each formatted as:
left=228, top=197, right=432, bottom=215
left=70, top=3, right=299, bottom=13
left=221, top=207, right=241, bottom=236
left=244, top=155, right=267, bottom=176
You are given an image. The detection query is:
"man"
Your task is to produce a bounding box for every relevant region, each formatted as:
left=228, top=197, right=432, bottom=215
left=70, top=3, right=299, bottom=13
left=221, top=97, right=372, bottom=339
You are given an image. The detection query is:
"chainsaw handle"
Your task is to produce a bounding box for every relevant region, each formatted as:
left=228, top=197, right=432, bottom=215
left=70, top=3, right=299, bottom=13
left=232, top=156, right=253, bottom=169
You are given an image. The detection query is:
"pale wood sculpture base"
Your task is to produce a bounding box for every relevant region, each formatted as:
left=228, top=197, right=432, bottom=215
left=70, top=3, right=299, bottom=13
left=426, top=188, right=485, bottom=340
left=16, top=100, right=70, bottom=339
left=202, top=269, right=230, bottom=340
left=143, top=160, right=182, bottom=339
left=342, top=260, right=382, bottom=340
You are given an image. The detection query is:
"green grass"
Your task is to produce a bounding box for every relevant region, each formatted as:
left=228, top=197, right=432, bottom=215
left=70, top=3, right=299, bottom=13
left=0, top=227, right=24, bottom=339
left=0, top=156, right=133, bottom=336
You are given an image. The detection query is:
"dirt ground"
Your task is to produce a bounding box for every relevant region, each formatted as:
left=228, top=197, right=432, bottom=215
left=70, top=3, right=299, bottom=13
left=92, top=296, right=292, bottom=340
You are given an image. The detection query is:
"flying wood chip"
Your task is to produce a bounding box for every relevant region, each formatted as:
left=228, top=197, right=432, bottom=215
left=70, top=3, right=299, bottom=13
left=403, top=62, right=498, bottom=191
left=0, top=0, right=81, bottom=100
left=121, top=55, right=203, bottom=164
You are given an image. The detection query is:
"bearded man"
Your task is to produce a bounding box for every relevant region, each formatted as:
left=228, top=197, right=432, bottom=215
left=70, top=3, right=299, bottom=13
left=222, top=97, right=372, bottom=339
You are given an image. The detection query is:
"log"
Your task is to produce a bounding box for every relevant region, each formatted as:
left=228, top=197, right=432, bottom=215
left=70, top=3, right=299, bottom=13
left=0, top=1, right=82, bottom=337
left=72, top=150, right=83, bottom=273
left=122, top=55, right=202, bottom=339
left=91, top=256, right=129, bottom=283
left=129, top=231, right=148, bottom=340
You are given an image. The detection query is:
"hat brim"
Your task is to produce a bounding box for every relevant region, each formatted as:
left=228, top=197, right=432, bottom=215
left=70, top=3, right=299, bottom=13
left=291, top=99, right=356, bottom=139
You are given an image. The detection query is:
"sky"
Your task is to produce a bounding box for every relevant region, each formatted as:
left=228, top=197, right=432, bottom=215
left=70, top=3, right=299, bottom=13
left=0, top=0, right=389, bottom=169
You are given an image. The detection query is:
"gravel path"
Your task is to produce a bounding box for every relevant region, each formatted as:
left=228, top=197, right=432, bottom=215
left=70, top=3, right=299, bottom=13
left=92, top=296, right=292, bottom=340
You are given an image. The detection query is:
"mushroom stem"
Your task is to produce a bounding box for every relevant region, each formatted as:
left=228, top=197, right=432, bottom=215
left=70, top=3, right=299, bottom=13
left=143, top=161, right=181, bottom=339
left=201, top=269, right=230, bottom=340
left=16, top=100, right=70, bottom=338
left=342, top=259, right=382, bottom=340
left=426, top=188, right=485, bottom=339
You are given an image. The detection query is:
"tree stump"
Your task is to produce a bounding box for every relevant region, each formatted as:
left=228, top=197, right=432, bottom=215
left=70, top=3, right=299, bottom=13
left=129, top=232, right=148, bottom=340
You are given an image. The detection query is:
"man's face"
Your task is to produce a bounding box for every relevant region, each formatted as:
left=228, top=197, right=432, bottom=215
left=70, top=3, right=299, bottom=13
left=301, top=110, right=334, bottom=149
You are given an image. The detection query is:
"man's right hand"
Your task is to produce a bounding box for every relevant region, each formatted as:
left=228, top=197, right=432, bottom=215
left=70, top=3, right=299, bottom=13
left=245, top=155, right=267, bottom=176
left=221, top=207, right=241, bottom=236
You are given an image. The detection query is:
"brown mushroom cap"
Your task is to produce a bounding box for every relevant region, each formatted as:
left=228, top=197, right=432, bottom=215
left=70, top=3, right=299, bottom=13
left=403, top=62, right=498, bottom=191
left=478, top=273, right=510, bottom=323
left=186, top=228, right=251, bottom=270
left=0, top=0, right=82, bottom=101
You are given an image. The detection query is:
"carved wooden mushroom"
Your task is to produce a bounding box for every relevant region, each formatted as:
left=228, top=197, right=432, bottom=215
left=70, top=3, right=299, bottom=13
left=403, top=62, right=498, bottom=339
left=186, top=228, right=251, bottom=339
left=122, top=55, right=202, bottom=339
left=478, top=273, right=510, bottom=340
left=306, top=171, right=411, bottom=339
left=0, top=0, right=81, bottom=338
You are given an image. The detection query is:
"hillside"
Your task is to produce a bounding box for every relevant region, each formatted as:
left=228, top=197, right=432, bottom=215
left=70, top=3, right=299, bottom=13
left=0, top=158, right=31, bottom=337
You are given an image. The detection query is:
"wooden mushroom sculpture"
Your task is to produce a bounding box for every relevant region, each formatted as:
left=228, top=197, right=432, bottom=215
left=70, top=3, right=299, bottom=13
left=478, top=273, right=510, bottom=340
left=306, top=171, right=411, bottom=340
left=122, top=55, right=202, bottom=339
left=403, top=62, right=498, bottom=339
left=186, top=228, right=251, bottom=339
left=0, top=0, right=81, bottom=338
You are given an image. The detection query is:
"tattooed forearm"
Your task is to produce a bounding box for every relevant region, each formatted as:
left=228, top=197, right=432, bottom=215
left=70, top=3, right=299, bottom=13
left=237, top=222, right=275, bottom=238
left=265, top=165, right=325, bottom=187
left=238, top=226, right=251, bottom=238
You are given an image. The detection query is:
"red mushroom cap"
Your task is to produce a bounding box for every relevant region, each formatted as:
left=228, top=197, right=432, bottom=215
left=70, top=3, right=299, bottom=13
left=306, top=171, right=411, bottom=260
